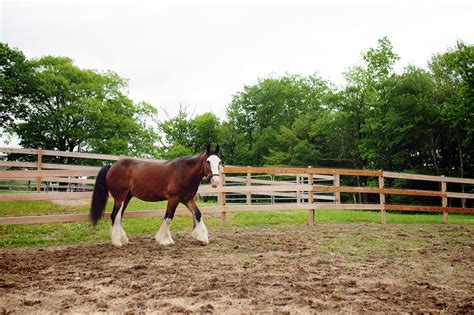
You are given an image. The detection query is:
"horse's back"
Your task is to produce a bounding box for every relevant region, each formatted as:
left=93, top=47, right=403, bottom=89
left=108, top=158, right=170, bottom=181
left=107, top=158, right=175, bottom=201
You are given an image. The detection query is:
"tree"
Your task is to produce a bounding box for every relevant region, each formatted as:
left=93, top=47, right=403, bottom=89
left=158, top=107, right=222, bottom=158
left=162, top=142, right=194, bottom=159
left=158, top=105, right=193, bottom=151
left=264, top=114, right=321, bottom=166
left=218, top=120, right=244, bottom=165
left=85, top=99, right=162, bottom=158
left=367, top=66, right=439, bottom=172
left=190, top=112, right=221, bottom=153
left=341, top=37, right=400, bottom=170
left=1, top=49, right=160, bottom=159
left=363, top=36, right=400, bottom=83
left=429, top=41, right=474, bottom=179
left=0, top=43, right=34, bottom=126
left=226, top=74, right=331, bottom=165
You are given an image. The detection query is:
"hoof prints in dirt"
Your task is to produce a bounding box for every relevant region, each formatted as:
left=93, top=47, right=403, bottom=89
left=0, top=224, right=473, bottom=313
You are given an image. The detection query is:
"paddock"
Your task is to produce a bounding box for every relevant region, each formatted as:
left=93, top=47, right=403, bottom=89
left=1, top=147, right=473, bottom=312
left=1, top=223, right=473, bottom=313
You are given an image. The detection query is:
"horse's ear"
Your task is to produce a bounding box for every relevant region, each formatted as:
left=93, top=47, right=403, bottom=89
left=215, top=144, right=220, bottom=155
left=205, top=143, right=211, bottom=154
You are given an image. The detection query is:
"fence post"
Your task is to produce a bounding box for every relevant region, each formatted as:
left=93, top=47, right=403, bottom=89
left=308, top=166, right=314, bottom=226
left=246, top=166, right=251, bottom=205
left=36, top=147, right=43, bottom=192
left=441, top=175, right=448, bottom=224
left=219, top=165, right=226, bottom=227
left=296, top=174, right=301, bottom=203
left=333, top=174, right=341, bottom=205
left=379, top=172, right=386, bottom=224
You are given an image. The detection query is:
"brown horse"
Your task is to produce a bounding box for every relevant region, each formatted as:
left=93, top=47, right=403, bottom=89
left=90, top=144, right=222, bottom=247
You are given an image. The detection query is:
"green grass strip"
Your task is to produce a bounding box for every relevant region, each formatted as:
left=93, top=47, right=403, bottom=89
left=1, top=208, right=472, bottom=248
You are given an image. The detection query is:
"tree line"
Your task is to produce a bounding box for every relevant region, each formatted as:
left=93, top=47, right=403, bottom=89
left=1, top=38, right=473, bottom=179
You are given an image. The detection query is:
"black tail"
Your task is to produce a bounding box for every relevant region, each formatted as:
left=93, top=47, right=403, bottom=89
left=90, top=165, right=111, bottom=226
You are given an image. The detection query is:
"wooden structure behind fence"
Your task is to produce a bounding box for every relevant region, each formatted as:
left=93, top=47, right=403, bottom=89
left=0, top=147, right=473, bottom=226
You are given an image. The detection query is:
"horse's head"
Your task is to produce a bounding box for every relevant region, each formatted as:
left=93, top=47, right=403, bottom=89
left=203, top=144, right=222, bottom=188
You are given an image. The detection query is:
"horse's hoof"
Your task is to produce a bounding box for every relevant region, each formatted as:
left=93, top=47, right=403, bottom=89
left=198, top=236, right=209, bottom=245
left=191, top=222, right=209, bottom=245
left=111, top=240, right=123, bottom=247
left=112, top=233, right=123, bottom=247
left=158, top=237, right=174, bottom=246
left=121, top=236, right=129, bottom=245
left=191, top=230, right=209, bottom=244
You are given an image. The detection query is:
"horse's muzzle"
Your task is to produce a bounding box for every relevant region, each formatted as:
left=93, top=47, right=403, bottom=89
left=210, top=174, right=220, bottom=188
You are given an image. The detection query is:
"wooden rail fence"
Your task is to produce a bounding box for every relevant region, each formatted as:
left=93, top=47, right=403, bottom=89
left=0, top=147, right=473, bottom=226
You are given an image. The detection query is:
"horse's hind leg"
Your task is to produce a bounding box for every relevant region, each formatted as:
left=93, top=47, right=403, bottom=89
left=110, top=192, right=131, bottom=247
left=111, top=198, right=125, bottom=247
left=118, top=191, right=133, bottom=245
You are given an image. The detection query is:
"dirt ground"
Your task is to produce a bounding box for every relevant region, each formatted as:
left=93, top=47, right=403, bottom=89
left=1, top=223, right=473, bottom=313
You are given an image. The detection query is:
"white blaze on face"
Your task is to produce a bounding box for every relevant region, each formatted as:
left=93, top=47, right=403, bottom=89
left=207, top=155, right=221, bottom=188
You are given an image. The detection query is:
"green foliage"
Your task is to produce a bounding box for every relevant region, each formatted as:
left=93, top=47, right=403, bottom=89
left=163, top=142, right=194, bottom=159
left=159, top=105, right=193, bottom=150
left=0, top=43, right=34, bottom=126
left=158, top=106, right=222, bottom=157
left=363, top=36, right=400, bottom=82
left=429, top=41, right=474, bottom=178
left=152, top=38, right=472, bottom=181
left=361, top=66, right=439, bottom=171
left=337, top=37, right=401, bottom=169
left=225, top=74, right=331, bottom=165
left=0, top=50, right=160, bottom=159
left=2, top=38, right=472, bottom=179
left=265, top=114, right=323, bottom=166
left=190, top=112, right=221, bottom=153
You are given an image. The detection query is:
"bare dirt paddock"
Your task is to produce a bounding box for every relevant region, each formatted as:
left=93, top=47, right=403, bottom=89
left=1, top=223, right=473, bottom=313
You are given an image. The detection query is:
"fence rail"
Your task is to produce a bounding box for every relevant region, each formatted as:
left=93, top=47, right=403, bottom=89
left=1, top=147, right=473, bottom=226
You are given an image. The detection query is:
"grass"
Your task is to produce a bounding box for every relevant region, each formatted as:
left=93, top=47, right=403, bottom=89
left=0, top=198, right=212, bottom=217
left=0, top=199, right=473, bottom=248
left=230, top=209, right=474, bottom=226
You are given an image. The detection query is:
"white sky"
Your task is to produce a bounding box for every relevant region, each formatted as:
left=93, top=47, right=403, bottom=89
left=1, top=0, right=473, bottom=122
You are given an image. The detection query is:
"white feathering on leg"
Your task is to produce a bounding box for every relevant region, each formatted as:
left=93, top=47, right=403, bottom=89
left=191, top=220, right=209, bottom=244
left=120, top=226, right=129, bottom=245
left=111, top=203, right=124, bottom=247
left=155, top=218, right=174, bottom=246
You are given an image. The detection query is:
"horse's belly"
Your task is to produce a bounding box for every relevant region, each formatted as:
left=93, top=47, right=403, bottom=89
left=130, top=176, right=169, bottom=202
left=131, top=189, right=167, bottom=202
left=139, top=195, right=167, bottom=202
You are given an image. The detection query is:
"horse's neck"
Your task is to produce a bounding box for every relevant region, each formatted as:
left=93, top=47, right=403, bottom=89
left=183, top=154, right=206, bottom=184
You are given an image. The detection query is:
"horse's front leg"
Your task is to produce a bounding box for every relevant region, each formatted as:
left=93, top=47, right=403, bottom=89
left=184, top=199, right=209, bottom=245
left=155, top=198, right=179, bottom=246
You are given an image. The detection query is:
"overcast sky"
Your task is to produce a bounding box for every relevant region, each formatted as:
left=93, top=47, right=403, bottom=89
left=1, top=0, right=473, bottom=121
